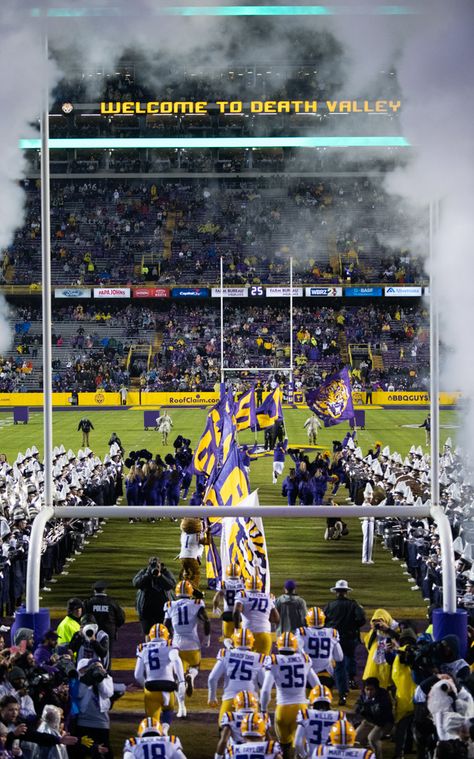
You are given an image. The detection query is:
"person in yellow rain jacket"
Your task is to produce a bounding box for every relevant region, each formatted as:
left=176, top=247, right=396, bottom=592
left=362, top=609, right=400, bottom=689
left=390, top=629, right=417, bottom=759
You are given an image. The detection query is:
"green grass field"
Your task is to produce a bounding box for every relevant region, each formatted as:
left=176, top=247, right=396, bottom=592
left=2, top=406, right=458, bottom=758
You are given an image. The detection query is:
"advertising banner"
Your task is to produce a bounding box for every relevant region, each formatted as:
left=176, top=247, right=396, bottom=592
left=94, top=287, right=130, bottom=298
left=305, top=286, right=343, bottom=297
left=266, top=286, right=304, bottom=297
left=171, top=287, right=210, bottom=298
left=54, top=288, right=91, bottom=298
left=345, top=287, right=382, bottom=297
left=211, top=287, right=249, bottom=298
left=128, top=391, right=220, bottom=406
left=132, top=287, right=170, bottom=298
left=384, top=286, right=423, bottom=297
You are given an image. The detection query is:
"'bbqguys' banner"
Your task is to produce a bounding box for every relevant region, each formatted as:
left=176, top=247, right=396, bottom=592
left=94, top=287, right=130, bottom=298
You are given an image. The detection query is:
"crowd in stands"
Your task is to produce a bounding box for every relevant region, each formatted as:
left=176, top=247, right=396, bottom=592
left=4, top=177, right=426, bottom=289
left=4, top=300, right=429, bottom=393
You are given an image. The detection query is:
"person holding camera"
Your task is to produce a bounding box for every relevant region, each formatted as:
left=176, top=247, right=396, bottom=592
left=69, top=616, right=109, bottom=671
left=133, top=558, right=177, bottom=636
left=73, top=658, right=114, bottom=758
left=362, top=609, right=400, bottom=690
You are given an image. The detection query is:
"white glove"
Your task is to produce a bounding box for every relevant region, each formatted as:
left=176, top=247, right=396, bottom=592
left=178, top=682, right=186, bottom=700
left=203, top=635, right=211, bottom=648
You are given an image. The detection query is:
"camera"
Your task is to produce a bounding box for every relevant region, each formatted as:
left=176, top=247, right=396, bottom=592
left=56, top=656, right=78, bottom=680
left=80, top=661, right=107, bottom=687
left=82, top=624, right=98, bottom=638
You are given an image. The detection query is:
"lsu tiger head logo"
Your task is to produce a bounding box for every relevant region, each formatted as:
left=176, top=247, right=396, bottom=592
left=315, top=379, right=349, bottom=419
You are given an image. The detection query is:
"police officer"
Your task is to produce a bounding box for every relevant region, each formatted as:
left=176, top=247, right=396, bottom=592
left=84, top=580, right=125, bottom=665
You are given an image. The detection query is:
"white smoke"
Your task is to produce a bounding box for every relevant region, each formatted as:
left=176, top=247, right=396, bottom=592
left=0, top=2, right=60, bottom=353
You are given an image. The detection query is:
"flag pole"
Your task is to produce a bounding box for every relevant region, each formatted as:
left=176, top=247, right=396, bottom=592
left=220, top=256, right=224, bottom=385
left=289, top=256, right=294, bottom=403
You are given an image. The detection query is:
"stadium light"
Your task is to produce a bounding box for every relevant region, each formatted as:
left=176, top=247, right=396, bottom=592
left=19, top=136, right=410, bottom=149
left=30, top=6, right=419, bottom=17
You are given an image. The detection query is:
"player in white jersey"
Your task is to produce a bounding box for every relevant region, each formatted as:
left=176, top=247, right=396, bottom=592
left=215, top=690, right=261, bottom=759
left=213, top=563, right=245, bottom=638
left=312, top=719, right=374, bottom=759
left=208, top=628, right=266, bottom=721
left=295, top=686, right=345, bottom=759
left=228, top=713, right=282, bottom=759
left=233, top=576, right=280, bottom=655
left=134, top=624, right=186, bottom=724
left=164, top=580, right=210, bottom=717
left=123, top=717, right=187, bottom=759
left=261, top=632, right=320, bottom=759
left=296, top=608, right=343, bottom=684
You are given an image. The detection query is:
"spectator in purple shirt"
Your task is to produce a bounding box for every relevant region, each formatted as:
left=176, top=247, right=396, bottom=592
left=33, top=631, right=59, bottom=675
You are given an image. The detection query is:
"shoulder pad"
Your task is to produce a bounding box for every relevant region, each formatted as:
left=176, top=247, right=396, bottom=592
left=137, top=643, right=143, bottom=652
left=298, top=627, right=306, bottom=635
left=170, top=736, right=176, bottom=744
left=217, top=647, right=227, bottom=658
left=333, top=628, right=339, bottom=638
left=128, top=738, right=136, bottom=746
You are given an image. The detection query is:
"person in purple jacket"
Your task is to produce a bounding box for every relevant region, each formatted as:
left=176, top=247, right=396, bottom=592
left=33, top=630, right=60, bottom=675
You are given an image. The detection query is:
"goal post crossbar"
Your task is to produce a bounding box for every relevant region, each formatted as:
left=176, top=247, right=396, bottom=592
left=26, top=502, right=457, bottom=614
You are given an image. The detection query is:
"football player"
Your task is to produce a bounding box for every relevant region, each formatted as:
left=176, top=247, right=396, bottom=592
left=295, top=608, right=343, bottom=687
left=215, top=690, right=260, bottom=759
left=311, top=719, right=373, bottom=759
left=164, top=580, right=210, bottom=717
left=208, top=628, right=266, bottom=721
left=228, top=713, right=282, bottom=759
left=260, top=632, right=320, bottom=759
left=294, top=686, right=345, bottom=759
left=213, top=564, right=245, bottom=639
left=134, top=623, right=186, bottom=725
left=233, top=576, right=280, bottom=655
left=123, top=717, right=187, bottom=759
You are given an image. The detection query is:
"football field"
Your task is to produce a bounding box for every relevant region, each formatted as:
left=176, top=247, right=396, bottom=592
left=3, top=405, right=457, bottom=758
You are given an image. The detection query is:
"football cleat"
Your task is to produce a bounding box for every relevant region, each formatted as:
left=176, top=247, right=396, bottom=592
left=309, top=684, right=332, bottom=706
left=147, top=623, right=170, bottom=641
left=231, top=628, right=255, bottom=650
left=306, top=606, right=326, bottom=629
left=233, top=690, right=259, bottom=713
left=240, top=713, right=266, bottom=738
left=137, top=718, right=163, bottom=737
left=329, top=720, right=356, bottom=747
left=226, top=563, right=242, bottom=578
left=245, top=576, right=263, bottom=591
left=276, top=632, right=298, bottom=653
left=175, top=580, right=193, bottom=597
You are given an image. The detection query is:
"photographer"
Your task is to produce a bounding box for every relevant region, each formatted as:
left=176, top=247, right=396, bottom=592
left=133, top=557, right=176, bottom=635
left=362, top=609, right=400, bottom=689
left=73, top=658, right=113, bottom=758
left=69, top=617, right=109, bottom=671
